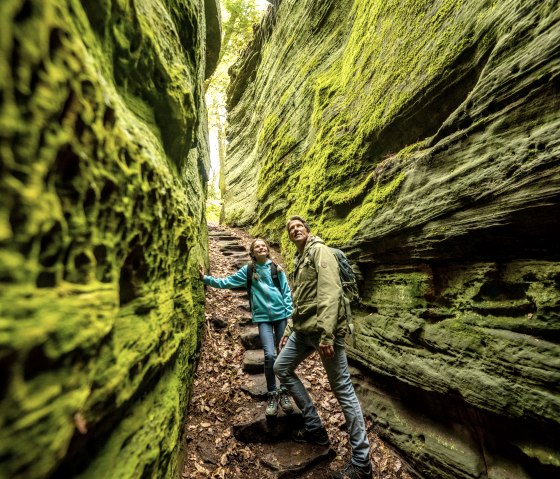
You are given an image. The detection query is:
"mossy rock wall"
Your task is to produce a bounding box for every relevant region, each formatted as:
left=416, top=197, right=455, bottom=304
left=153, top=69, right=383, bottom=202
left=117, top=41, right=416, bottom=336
left=0, top=1, right=219, bottom=478
left=225, top=1, right=560, bottom=478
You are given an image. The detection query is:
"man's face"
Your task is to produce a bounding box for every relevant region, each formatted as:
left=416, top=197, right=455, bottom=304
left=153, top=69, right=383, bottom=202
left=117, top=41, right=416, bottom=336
left=288, top=220, right=309, bottom=246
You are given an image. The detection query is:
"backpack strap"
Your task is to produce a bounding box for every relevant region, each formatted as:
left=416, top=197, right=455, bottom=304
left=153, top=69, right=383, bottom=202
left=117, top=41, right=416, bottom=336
left=270, top=262, right=281, bottom=291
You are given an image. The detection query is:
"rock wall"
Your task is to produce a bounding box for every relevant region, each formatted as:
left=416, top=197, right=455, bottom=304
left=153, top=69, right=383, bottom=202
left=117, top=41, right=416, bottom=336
left=225, top=1, right=560, bottom=478
left=0, top=1, right=219, bottom=478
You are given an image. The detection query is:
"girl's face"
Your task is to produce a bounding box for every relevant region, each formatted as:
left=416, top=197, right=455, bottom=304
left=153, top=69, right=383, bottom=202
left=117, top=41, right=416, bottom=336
left=252, top=240, right=269, bottom=261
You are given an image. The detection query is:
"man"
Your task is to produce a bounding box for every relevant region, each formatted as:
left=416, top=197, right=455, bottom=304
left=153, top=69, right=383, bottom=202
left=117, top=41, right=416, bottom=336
left=274, top=216, right=373, bottom=479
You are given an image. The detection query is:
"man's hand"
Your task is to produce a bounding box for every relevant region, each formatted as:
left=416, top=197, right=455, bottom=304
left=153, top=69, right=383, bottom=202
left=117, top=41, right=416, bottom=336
left=279, top=336, right=288, bottom=350
left=198, top=265, right=205, bottom=280
left=319, top=343, right=335, bottom=359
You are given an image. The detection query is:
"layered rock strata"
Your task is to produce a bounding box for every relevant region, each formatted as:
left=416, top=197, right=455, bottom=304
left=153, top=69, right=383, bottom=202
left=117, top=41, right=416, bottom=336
left=225, top=1, right=560, bottom=478
left=0, top=0, right=219, bottom=478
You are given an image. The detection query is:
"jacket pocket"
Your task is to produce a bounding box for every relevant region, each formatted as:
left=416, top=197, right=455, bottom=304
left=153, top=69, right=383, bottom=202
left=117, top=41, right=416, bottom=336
left=294, top=300, right=317, bottom=320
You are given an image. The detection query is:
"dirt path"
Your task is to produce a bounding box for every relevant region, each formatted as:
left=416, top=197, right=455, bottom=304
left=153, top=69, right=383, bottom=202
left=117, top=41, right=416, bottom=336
left=181, top=223, right=412, bottom=479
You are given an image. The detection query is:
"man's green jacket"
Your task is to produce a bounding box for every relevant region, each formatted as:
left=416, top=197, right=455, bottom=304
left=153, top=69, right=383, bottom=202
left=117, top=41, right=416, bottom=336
left=284, top=236, right=347, bottom=345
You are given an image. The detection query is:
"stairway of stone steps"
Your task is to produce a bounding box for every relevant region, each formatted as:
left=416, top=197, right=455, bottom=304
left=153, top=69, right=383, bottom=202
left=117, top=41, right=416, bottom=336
left=206, top=224, right=335, bottom=478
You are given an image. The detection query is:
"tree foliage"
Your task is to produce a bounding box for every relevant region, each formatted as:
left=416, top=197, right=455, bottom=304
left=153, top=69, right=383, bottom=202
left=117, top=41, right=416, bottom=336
left=206, top=0, right=265, bottom=201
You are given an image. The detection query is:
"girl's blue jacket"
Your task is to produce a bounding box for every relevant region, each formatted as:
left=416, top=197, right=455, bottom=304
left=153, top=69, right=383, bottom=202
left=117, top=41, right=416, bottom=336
left=203, top=260, right=293, bottom=323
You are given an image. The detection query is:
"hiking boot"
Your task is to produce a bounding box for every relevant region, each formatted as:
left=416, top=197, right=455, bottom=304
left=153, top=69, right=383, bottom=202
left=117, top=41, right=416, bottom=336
left=291, top=426, right=329, bottom=446
left=265, top=391, right=278, bottom=417
left=330, top=461, right=373, bottom=479
left=278, top=388, right=294, bottom=414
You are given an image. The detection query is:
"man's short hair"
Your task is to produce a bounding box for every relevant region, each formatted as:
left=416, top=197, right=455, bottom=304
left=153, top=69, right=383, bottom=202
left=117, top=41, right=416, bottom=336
left=286, top=215, right=310, bottom=233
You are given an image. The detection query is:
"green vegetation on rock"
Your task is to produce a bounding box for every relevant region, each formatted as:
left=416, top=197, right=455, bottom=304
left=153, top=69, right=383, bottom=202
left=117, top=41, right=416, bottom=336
left=0, top=0, right=219, bottom=477
left=224, top=0, right=560, bottom=478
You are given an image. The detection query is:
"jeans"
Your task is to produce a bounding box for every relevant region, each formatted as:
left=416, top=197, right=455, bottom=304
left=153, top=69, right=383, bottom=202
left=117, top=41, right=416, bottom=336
left=258, top=319, right=288, bottom=392
left=274, top=331, right=370, bottom=468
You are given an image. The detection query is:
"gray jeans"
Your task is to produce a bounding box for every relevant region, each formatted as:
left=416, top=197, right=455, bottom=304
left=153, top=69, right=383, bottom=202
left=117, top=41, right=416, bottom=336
left=274, top=331, right=370, bottom=467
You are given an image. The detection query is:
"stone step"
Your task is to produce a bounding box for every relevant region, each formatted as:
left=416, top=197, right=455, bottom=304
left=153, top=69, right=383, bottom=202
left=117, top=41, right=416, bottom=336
left=222, top=256, right=250, bottom=266
left=240, top=373, right=268, bottom=400
left=221, top=249, right=248, bottom=257
left=238, top=314, right=253, bottom=326
left=232, top=407, right=304, bottom=443
left=243, top=349, right=264, bottom=374
left=217, top=240, right=247, bottom=252
left=240, top=326, right=262, bottom=350
left=232, top=258, right=250, bottom=269
left=232, top=407, right=334, bottom=477
left=237, top=303, right=251, bottom=314
left=260, top=441, right=335, bottom=479
left=232, top=289, right=249, bottom=300
left=207, top=228, right=231, bottom=236
left=208, top=230, right=233, bottom=238
left=211, top=236, right=240, bottom=244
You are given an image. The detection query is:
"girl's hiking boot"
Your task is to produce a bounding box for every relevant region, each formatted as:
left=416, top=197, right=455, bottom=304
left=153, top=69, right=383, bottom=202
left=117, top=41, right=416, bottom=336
left=265, top=391, right=278, bottom=417
left=330, top=461, right=373, bottom=479
left=291, top=426, right=329, bottom=446
left=278, top=388, right=294, bottom=414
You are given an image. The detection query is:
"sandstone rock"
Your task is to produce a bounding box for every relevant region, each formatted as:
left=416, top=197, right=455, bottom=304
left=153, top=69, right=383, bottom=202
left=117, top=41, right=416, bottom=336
left=238, top=314, right=254, bottom=326
left=240, top=374, right=269, bottom=400
left=0, top=0, right=220, bottom=477
left=217, top=240, right=248, bottom=253
left=260, top=440, right=335, bottom=478
left=224, top=0, right=560, bottom=477
left=240, top=326, right=263, bottom=350
left=233, top=409, right=304, bottom=443
left=243, top=349, right=265, bottom=374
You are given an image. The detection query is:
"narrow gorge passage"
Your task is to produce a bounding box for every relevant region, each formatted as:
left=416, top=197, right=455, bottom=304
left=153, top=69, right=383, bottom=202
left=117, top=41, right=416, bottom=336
left=182, top=223, right=412, bottom=479
left=2, top=1, right=558, bottom=478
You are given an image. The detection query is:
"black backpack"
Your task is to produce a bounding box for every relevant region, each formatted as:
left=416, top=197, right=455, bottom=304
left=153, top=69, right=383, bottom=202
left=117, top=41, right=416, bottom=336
left=246, top=262, right=281, bottom=307
left=329, top=247, right=360, bottom=306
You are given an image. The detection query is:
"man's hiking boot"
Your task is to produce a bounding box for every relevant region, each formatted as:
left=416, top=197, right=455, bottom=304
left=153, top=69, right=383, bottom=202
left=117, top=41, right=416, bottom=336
left=330, top=461, right=373, bottom=479
left=265, top=391, right=278, bottom=417
left=291, top=426, right=329, bottom=446
left=278, top=388, right=294, bottom=414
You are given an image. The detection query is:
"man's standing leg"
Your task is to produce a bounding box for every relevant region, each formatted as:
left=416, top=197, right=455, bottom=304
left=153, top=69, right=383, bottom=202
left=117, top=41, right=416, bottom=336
left=321, top=337, right=370, bottom=468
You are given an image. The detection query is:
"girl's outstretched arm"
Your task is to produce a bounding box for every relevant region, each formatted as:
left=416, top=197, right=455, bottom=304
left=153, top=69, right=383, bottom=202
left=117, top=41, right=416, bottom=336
left=202, top=265, right=248, bottom=290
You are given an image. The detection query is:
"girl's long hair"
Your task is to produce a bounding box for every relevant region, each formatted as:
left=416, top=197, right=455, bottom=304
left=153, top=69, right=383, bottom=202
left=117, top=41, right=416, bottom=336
left=249, top=239, right=271, bottom=280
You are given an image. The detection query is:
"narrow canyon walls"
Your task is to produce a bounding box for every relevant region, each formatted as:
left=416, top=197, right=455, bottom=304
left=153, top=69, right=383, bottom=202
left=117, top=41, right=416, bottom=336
left=225, top=1, right=559, bottom=478
left=0, top=1, right=219, bottom=477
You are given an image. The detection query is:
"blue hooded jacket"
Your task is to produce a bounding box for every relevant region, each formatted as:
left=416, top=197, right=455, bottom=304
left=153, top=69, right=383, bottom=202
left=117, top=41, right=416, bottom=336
left=203, top=260, right=293, bottom=323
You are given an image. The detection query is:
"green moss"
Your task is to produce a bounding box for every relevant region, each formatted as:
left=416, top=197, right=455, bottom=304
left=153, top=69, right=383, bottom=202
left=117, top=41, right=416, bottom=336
left=228, top=0, right=499, bottom=248
left=0, top=0, right=211, bottom=477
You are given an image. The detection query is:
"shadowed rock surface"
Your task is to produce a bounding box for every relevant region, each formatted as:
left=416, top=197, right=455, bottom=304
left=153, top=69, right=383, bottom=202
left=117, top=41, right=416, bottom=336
left=233, top=409, right=304, bottom=444
left=0, top=0, right=220, bottom=478
left=225, top=1, right=560, bottom=478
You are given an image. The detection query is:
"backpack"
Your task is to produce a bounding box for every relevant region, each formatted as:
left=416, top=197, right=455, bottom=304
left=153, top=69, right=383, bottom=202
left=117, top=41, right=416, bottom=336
left=326, top=247, right=359, bottom=343
left=246, top=262, right=281, bottom=307
left=329, top=247, right=360, bottom=307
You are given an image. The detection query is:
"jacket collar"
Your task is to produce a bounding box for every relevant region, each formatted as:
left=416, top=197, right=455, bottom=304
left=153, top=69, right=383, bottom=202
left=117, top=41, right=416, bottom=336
left=255, top=258, right=272, bottom=268
left=294, top=236, right=323, bottom=269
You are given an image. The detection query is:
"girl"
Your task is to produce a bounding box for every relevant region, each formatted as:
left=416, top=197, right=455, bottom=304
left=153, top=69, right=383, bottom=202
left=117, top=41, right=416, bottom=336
left=199, top=238, right=294, bottom=417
